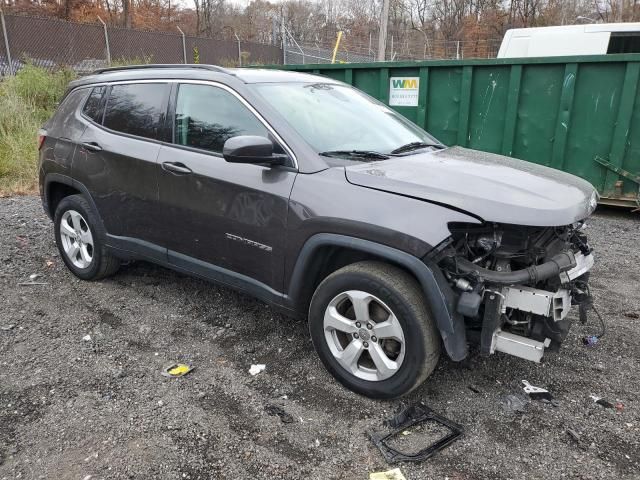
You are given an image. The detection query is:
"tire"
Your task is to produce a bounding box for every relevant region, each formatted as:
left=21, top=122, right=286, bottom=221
left=54, top=194, right=119, bottom=281
left=309, top=261, right=441, bottom=399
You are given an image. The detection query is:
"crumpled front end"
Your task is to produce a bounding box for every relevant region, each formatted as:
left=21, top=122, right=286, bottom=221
left=431, top=220, right=594, bottom=363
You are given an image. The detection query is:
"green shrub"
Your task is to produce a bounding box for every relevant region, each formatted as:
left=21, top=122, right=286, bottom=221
left=10, top=64, right=75, bottom=118
left=0, top=65, right=74, bottom=195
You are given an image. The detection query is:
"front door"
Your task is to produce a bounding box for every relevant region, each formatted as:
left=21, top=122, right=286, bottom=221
left=156, top=83, right=297, bottom=293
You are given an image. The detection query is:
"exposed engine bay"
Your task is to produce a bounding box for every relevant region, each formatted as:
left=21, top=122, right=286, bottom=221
left=433, top=221, right=595, bottom=363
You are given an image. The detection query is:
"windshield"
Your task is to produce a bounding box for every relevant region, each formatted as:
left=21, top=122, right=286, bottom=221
left=252, top=82, right=441, bottom=155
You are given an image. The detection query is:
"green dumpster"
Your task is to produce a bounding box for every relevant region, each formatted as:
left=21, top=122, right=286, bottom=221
left=271, top=54, right=640, bottom=207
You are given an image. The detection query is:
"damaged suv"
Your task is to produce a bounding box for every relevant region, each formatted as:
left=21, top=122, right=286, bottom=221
left=39, top=65, right=597, bottom=399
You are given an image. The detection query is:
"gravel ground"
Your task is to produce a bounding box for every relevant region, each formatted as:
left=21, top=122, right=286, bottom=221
left=0, top=195, right=639, bottom=480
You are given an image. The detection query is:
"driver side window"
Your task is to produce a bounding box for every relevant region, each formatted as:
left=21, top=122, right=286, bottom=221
left=174, top=84, right=270, bottom=154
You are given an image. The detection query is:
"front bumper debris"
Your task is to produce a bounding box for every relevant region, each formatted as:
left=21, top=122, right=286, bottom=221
left=437, top=221, right=595, bottom=363
left=368, top=402, right=464, bottom=463
left=482, top=253, right=595, bottom=363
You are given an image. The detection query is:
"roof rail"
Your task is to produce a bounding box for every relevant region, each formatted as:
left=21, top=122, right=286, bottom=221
left=92, top=64, right=231, bottom=75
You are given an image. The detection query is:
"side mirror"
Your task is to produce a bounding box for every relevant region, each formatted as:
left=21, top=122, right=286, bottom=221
left=222, top=135, right=287, bottom=166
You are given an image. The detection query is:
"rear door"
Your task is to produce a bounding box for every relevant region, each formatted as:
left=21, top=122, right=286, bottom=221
left=156, top=82, right=297, bottom=292
left=74, top=82, right=171, bottom=254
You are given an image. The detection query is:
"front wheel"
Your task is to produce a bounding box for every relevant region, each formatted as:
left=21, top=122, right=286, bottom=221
left=309, top=261, right=441, bottom=399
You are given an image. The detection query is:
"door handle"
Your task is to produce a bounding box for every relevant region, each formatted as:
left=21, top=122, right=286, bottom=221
left=81, top=141, right=102, bottom=152
left=162, top=161, right=193, bottom=174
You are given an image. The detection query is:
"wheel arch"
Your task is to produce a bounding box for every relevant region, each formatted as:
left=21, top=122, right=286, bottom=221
left=44, top=174, right=101, bottom=225
left=287, top=233, right=468, bottom=361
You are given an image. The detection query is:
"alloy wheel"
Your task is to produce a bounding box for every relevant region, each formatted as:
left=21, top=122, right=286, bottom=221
left=59, top=210, right=94, bottom=269
left=323, top=290, right=405, bottom=381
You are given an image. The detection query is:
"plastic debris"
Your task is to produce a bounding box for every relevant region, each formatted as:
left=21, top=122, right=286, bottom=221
left=522, top=380, right=557, bottom=405
left=265, top=404, right=294, bottom=424
left=29, top=273, right=43, bottom=280
left=18, top=281, right=48, bottom=286
left=369, top=468, right=407, bottom=480
left=501, top=394, right=530, bottom=414
left=82, top=334, right=92, bottom=342
left=589, top=395, right=614, bottom=409
left=368, top=402, right=463, bottom=463
left=249, top=364, right=266, bottom=376
left=582, top=335, right=599, bottom=347
left=615, top=402, right=624, bottom=412
left=161, top=363, right=194, bottom=377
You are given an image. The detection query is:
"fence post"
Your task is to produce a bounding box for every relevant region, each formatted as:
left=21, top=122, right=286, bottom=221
left=281, top=16, right=287, bottom=64
left=235, top=32, right=241, bottom=67
left=97, top=16, right=111, bottom=65
left=0, top=9, right=13, bottom=75
left=177, top=26, right=187, bottom=64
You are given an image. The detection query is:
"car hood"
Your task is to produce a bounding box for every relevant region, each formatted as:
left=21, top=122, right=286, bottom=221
left=344, top=146, right=598, bottom=226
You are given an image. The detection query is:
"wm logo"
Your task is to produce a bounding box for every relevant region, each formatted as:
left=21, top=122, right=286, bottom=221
left=392, top=79, right=418, bottom=89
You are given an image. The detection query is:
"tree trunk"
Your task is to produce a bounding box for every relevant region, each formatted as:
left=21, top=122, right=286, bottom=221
left=64, top=0, right=73, bottom=20
left=122, top=0, right=132, bottom=29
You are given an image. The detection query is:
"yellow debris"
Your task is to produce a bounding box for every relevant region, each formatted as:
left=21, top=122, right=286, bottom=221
left=369, top=467, right=407, bottom=480
left=164, top=364, right=193, bottom=377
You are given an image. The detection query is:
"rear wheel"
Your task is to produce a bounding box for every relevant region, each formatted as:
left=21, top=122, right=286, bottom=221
left=309, top=261, right=441, bottom=399
left=54, top=194, right=119, bottom=281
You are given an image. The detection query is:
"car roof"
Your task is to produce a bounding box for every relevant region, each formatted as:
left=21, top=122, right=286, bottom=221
left=68, top=64, right=339, bottom=89
left=228, top=68, right=338, bottom=84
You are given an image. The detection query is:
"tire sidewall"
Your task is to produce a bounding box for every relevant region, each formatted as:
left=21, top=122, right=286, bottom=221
left=54, top=195, right=105, bottom=281
left=309, top=269, right=431, bottom=399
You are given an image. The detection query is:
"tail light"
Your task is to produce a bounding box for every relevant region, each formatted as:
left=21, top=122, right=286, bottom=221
left=37, top=130, right=46, bottom=150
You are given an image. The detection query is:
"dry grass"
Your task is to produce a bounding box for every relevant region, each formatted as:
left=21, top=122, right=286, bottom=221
left=0, top=65, right=75, bottom=196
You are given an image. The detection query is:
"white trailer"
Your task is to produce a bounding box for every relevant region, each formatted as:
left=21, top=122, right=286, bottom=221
left=497, top=23, right=640, bottom=58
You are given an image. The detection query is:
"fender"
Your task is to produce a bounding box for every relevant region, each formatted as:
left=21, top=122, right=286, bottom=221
left=287, top=233, right=468, bottom=361
left=43, top=174, right=103, bottom=227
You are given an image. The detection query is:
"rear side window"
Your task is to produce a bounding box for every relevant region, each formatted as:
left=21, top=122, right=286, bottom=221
left=174, top=83, right=269, bottom=153
left=82, top=86, right=106, bottom=123
left=103, top=83, right=169, bottom=140
left=607, top=33, right=640, bottom=54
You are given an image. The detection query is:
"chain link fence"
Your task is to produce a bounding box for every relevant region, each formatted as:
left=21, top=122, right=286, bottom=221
left=284, top=40, right=375, bottom=65
left=283, top=35, right=501, bottom=65
left=0, top=12, right=283, bottom=76
left=0, top=11, right=502, bottom=75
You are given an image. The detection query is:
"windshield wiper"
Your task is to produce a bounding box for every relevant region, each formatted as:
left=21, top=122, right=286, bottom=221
left=319, top=150, right=390, bottom=160
left=390, top=141, right=444, bottom=154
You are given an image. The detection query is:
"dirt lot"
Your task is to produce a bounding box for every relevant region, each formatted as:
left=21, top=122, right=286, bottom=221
left=0, top=195, right=639, bottom=480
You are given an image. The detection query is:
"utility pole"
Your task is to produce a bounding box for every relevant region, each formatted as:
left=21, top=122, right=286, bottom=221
left=377, top=0, right=390, bottom=61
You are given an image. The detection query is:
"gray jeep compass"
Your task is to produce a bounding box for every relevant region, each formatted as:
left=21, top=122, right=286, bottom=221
left=39, top=64, right=598, bottom=399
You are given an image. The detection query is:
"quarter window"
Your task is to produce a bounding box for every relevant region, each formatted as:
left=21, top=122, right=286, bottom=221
left=174, top=84, right=269, bottom=153
left=82, top=86, right=106, bottom=123
left=103, top=83, right=169, bottom=140
left=607, top=32, right=640, bottom=54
